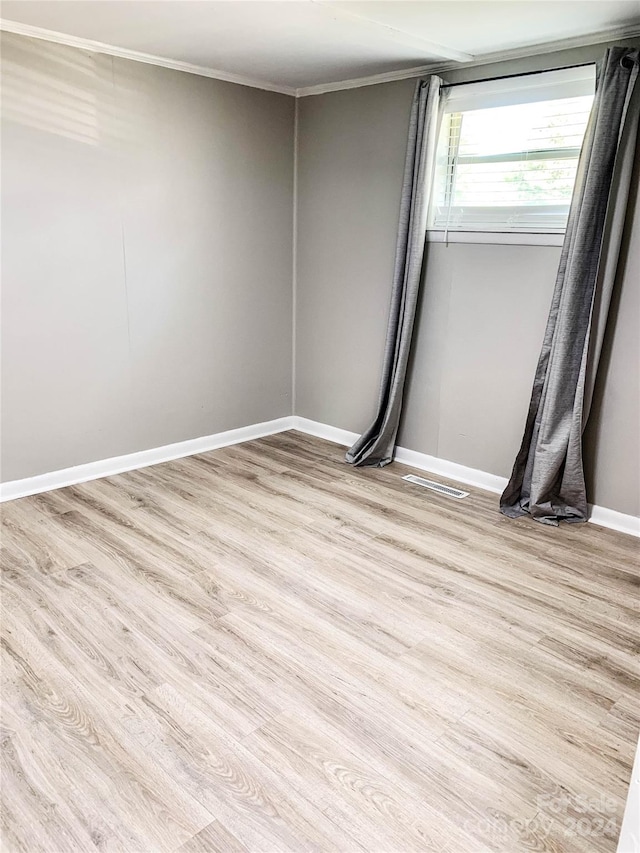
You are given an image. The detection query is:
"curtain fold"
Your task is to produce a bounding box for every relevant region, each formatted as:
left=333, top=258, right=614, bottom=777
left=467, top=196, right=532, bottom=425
left=501, top=46, right=640, bottom=525
left=346, top=76, right=442, bottom=467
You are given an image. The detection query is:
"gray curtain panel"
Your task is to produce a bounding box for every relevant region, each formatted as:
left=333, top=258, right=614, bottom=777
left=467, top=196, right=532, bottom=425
left=501, top=46, right=640, bottom=525
left=346, top=76, right=442, bottom=467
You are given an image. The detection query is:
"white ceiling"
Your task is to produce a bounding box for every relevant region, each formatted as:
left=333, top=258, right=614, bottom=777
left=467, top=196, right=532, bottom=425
left=2, top=0, right=639, bottom=94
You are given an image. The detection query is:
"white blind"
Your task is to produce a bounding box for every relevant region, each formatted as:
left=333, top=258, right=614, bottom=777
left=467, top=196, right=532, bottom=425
left=429, top=65, right=596, bottom=233
left=442, top=65, right=596, bottom=111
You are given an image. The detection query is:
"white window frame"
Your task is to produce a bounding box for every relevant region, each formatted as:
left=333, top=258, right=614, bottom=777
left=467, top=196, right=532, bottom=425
left=426, top=64, right=596, bottom=246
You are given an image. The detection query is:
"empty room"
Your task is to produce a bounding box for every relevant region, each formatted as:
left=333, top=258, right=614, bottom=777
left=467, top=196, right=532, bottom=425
left=1, top=1, right=639, bottom=851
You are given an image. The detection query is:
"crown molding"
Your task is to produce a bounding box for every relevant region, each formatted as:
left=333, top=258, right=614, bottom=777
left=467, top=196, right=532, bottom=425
left=296, top=62, right=442, bottom=98
left=0, top=18, right=297, bottom=96
left=2, top=16, right=638, bottom=100
left=295, top=23, right=640, bottom=97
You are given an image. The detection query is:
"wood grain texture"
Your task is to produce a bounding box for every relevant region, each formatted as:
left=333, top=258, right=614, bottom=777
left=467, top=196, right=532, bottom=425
left=1, top=430, right=638, bottom=852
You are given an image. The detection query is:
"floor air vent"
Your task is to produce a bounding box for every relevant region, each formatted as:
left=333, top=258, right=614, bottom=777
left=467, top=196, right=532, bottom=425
left=402, top=474, right=469, bottom=500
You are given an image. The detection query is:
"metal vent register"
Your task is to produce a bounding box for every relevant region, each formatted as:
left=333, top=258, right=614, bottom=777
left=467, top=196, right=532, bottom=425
left=402, top=474, right=469, bottom=500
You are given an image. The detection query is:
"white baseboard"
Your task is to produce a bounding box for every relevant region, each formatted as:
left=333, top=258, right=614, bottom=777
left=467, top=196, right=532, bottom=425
left=394, top=446, right=509, bottom=495
left=3, top=414, right=638, bottom=537
left=587, top=505, right=640, bottom=538
left=290, top=416, right=359, bottom=448
left=292, top=416, right=509, bottom=492
left=0, top=416, right=294, bottom=502
left=291, top=417, right=640, bottom=538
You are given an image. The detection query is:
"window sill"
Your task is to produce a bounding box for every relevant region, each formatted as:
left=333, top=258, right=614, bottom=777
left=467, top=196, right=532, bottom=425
left=426, top=230, right=565, bottom=247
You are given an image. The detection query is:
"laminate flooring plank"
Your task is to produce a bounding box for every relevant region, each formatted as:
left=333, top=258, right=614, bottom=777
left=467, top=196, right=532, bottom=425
left=2, top=621, right=213, bottom=852
left=134, top=682, right=371, bottom=853
left=178, top=820, right=250, bottom=853
left=1, top=430, right=637, bottom=852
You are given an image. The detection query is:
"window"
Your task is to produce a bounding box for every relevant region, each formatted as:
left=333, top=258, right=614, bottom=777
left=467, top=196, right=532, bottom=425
left=429, top=66, right=596, bottom=237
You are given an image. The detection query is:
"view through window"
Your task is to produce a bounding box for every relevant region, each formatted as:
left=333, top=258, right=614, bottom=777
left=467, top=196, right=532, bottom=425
left=430, top=68, right=595, bottom=233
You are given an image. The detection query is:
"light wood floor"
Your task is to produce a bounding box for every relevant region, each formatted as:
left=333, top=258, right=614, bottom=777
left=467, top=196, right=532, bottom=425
left=1, top=431, right=638, bottom=853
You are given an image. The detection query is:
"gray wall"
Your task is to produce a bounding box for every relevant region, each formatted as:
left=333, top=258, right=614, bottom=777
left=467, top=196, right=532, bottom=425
left=296, top=41, right=640, bottom=517
left=3, top=32, right=638, bottom=517
left=1, top=32, right=294, bottom=482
